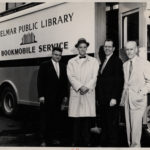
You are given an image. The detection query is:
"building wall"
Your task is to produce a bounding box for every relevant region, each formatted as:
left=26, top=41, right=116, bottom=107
left=119, top=3, right=147, bottom=49
left=0, top=3, right=6, bottom=13
left=95, top=3, right=106, bottom=62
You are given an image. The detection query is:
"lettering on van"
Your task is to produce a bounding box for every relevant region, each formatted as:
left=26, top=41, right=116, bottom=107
left=1, top=46, right=36, bottom=56
left=39, top=41, right=68, bottom=52
left=18, top=22, right=38, bottom=33
left=0, top=12, right=74, bottom=37
left=0, top=27, right=17, bottom=37
left=41, top=13, right=74, bottom=28
left=0, top=41, right=69, bottom=57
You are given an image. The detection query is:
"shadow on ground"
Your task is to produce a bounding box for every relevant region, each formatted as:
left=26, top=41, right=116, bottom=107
left=0, top=105, right=150, bottom=147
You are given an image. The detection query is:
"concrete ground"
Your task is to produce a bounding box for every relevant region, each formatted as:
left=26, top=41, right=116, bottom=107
left=0, top=105, right=150, bottom=147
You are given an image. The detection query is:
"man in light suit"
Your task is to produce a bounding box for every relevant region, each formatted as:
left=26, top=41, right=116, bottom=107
left=120, top=41, right=150, bottom=147
left=96, top=39, right=124, bottom=147
left=37, top=47, right=68, bottom=146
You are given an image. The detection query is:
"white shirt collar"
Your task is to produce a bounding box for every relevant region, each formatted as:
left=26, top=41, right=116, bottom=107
left=105, top=53, right=113, bottom=61
left=52, top=58, right=58, bottom=64
left=51, top=58, right=60, bottom=77
left=128, top=55, right=138, bottom=64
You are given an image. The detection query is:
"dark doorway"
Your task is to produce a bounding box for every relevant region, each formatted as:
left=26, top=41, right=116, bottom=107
left=122, top=12, right=139, bottom=47
left=106, top=3, right=119, bottom=56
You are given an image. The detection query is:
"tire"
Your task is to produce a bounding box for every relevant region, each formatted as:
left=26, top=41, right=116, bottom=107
left=1, top=86, right=17, bottom=117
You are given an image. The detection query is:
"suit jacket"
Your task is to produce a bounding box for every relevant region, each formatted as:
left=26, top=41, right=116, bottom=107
left=37, top=60, right=68, bottom=110
left=120, top=56, right=150, bottom=110
left=96, top=54, right=124, bottom=106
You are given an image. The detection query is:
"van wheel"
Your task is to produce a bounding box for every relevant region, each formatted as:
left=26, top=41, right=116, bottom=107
left=1, top=86, right=17, bottom=117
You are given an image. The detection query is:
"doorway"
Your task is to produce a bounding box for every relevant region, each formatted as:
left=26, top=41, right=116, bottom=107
left=106, top=3, right=119, bottom=56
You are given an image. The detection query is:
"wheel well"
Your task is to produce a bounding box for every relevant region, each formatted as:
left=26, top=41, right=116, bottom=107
left=0, top=82, right=17, bottom=106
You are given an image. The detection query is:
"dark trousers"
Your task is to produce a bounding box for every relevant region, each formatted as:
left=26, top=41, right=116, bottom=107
left=39, top=103, right=46, bottom=142
left=99, top=106, right=119, bottom=147
left=40, top=102, right=61, bottom=144
left=72, top=117, right=91, bottom=147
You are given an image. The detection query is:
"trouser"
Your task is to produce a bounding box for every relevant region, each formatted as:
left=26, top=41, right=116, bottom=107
left=46, top=110, right=61, bottom=143
left=72, top=117, right=92, bottom=146
left=39, top=103, right=46, bottom=142
left=40, top=102, right=61, bottom=144
left=99, top=106, right=119, bottom=147
left=125, top=99, right=146, bottom=147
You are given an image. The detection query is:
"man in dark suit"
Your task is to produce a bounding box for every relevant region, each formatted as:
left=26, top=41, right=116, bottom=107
left=37, top=47, right=68, bottom=146
left=96, top=39, right=124, bottom=147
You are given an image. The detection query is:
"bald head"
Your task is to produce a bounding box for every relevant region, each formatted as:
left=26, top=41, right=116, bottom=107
left=125, top=41, right=137, bottom=49
left=125, top=41, right=138, bottom=59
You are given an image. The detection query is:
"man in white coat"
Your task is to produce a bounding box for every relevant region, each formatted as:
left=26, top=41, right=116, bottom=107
left=67, top=38, right=99, bottom=146
left=120, top=41, right=150, bottom=147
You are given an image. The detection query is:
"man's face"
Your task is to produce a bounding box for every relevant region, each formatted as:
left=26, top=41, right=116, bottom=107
left=125, top=42, right=137, bottom=59
left=52, top=50, right=62, bottom=62
left=78, top=43, right=87, bottom=56
left=104, top=41, right=115, bottom=56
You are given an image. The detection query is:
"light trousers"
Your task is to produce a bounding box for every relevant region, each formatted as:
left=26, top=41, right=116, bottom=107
left=125, top=99, right=146, bottom=147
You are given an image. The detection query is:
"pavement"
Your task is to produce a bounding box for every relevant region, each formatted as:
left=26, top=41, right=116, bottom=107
left=0, top=105, right=150, bottom=147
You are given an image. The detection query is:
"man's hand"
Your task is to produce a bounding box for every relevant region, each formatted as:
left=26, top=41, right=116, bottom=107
left=39, top=97, right=45, bottom=104
left=61, top=97, right=68, bottom=111
left=110, top=98, right=117, bottom=107
left=138, top=89, right=147, bottom=96
left=79, top=86, right=89, bottom=95
left=63, top=97, right=68, bottom=103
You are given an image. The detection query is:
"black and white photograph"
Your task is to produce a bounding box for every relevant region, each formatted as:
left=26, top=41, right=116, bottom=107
left=0, top=0, right=149, bottom=148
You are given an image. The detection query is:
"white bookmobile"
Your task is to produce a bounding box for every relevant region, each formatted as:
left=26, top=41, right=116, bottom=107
left=0, top=2, right=149, bottom=127
left=0, top=2, right=102, bottom=115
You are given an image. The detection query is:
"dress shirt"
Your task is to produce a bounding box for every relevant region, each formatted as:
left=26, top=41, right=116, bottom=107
left=52, top=59, right=60, bottom=77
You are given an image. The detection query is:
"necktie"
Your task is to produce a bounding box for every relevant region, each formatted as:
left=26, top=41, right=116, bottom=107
left=79, top=56, right=86, bottom=59
left=128, top=60, right=133, bottom=80
left=55, top=62, right=60, bottom=78
left=100, top=58, right=107, bottom=74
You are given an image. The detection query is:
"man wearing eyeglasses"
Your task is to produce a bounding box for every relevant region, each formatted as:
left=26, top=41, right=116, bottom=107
left=96, top=39, right=124, bottom=147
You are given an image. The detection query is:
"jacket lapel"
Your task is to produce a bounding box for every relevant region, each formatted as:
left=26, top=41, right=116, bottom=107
left=59, top=63, right=62, bottom=79
left=50, top=60, right=59, bottom=79
left=126, top=61, right=130, bottom=81
left=101, top=54, right=114, bottom=74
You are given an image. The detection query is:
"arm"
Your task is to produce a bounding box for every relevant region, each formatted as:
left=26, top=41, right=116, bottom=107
left=37, top=63, right=45, bottom=100
left=67, top=60, right=83, bottom=91
left=140, top=60, right=150, bottom=95
left=84, top=59, right=99, bottom=90
left=62, top=64, right=69, bottom=98
left=111, top=58, right=124, bottom=105
left=96, top=69, right=101, bottom=105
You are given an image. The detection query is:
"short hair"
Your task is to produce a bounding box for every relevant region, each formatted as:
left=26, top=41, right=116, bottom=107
left=52, top=47, right=63, bottom=53
left=125, top=41, right=137, bottom=48
left=104, top=39, right=115, bottom=47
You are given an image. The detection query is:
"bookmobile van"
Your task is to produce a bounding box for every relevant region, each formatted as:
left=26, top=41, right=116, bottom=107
left=0, top=2, right=150, bottom=127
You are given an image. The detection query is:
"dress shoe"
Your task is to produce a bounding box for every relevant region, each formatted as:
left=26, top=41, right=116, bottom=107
left=52, top=139, right=61, bottom=145
left=81, top=143, right=91, bottom=147
left=72, top=143, right=78, bottom=147
left=46, top=139, right=61, bottom=146
left=90, top=126, right=102, bottom=134
left=40, top=141, right=46, bottom=147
